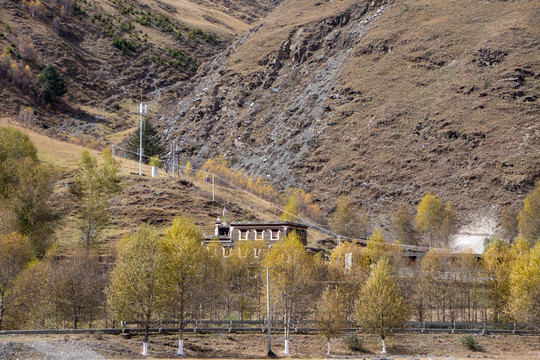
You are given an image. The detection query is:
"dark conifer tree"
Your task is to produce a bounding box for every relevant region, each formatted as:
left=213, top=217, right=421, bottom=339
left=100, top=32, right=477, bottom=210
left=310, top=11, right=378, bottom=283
left=125, top=119, right=165, bottom=163
left=33, top=65, right=66, bottom=103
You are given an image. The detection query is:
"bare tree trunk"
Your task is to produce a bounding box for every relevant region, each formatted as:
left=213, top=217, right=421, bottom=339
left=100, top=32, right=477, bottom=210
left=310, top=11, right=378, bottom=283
left=73, top=305, right=78, bottom=330
left=417, top=289, right=424, bottom=322
left=178, top=328, right=184, bottom=356
left=239, top=284, right=244, bottom=321
left=283, top=305, right=290, bottom=355
left=0, top=293, right=4, bottom=330
left=178, top=291, right=185, bottom=356
left=226, top=289, right=231, bottom=318
left=467, top=287, right=471, bottom=322
left=143, top=324, right=149, bottom=356
left=326, top=339, right=331, bottom=356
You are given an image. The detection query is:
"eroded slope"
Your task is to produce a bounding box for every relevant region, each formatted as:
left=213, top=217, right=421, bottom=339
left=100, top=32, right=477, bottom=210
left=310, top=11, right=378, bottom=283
left=160, top=0, right=540, bottom=216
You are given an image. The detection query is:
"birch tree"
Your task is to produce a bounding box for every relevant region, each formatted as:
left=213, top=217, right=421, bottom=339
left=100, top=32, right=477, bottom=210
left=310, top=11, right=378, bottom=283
left=483, top=238, right=513, bottom=322
left=0, top=127, right=56, bottom=257
left=108, top=225, right=169, bottom=356
left=416, top=193, right=456, bottom=247
left=56, top=249, right=106, bottom=329
left=200, top=240, right=225, bottom=320
left=333, top=195, right=370, bottom=238
left=0, top=232, right=32, bottom=330
left=262, top=231, right=319, bottom=355
left=12, top=162, right=56, bottom=257
left=508, top=242, right=540, bottom=327
left=356, top=257, right=409, bottom=354
left=12, top=247, right=63, bottom=330
left=184, top=161, right=193, bottom=176
left=416, top=193, right=445, bottom=248
left=456, top=249, right=484, bottom=322
left=518, top=182, right=540, bottom=243
left=222, top=240, right=260, bottom=320
left=162, top=216, right=204, bottom=356
left=70, top=149, right=121, bottom=249
left=281, top=196, right=299, bottom=221
left=391, top=205, right=418, bottom=245
left=421, top=248, right=453, bottom=321
left=329, top=241, right=368, bottom=321
left=364, top=228, right=388, bottom=267
left=316, top=287, right=346, bottom=356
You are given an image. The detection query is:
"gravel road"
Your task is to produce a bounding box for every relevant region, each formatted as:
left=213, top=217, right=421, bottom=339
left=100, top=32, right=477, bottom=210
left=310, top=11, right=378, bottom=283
left=26, top=340, right=105, bottom=360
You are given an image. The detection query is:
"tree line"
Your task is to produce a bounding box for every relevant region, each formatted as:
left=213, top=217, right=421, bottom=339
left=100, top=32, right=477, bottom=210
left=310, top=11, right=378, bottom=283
left=1, top=126, right=539, bottom=356
left=1, top=216, right=539, bottom=355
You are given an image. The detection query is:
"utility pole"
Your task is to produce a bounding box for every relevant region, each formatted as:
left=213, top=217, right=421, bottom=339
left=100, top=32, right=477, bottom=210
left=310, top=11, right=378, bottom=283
left=171, top=140, right=176, bottom=177
left=176, top=141, right=179, bottom=177
left=266, top=267, right=275, bottom=357
left=137, top=95, right=147, bottom=176
left=173, top=139, right=177, bottom=177
left=212, top=173, right=215, bottom=202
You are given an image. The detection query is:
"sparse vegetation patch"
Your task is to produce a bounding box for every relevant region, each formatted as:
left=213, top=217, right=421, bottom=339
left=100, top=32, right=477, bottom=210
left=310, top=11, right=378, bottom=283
left=461, top=335, right=480, bottom=351
left=112, top=37, right=136, bottom=53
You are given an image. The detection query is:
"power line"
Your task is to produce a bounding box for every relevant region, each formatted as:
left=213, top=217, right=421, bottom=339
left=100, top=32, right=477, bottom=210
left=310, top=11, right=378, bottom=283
left=109, top=144, right=428, bottom=252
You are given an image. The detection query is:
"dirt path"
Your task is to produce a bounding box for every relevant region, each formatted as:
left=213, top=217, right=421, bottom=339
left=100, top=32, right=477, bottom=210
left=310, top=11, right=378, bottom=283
left=26, top=340, right=105, bottom=360
left=1, top=332, right=539, bottom=359
left=0, top=338, right=105, bottom=360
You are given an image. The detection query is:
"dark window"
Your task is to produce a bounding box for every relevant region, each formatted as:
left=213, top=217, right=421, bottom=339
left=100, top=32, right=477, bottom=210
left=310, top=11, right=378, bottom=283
left=240, top=230, right=248, bottom=240
left=256, top=230, right=264, bottom=240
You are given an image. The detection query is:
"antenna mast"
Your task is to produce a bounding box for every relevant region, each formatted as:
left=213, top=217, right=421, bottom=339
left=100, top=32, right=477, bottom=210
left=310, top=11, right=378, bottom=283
left=138, top=92, right=147, bottom=176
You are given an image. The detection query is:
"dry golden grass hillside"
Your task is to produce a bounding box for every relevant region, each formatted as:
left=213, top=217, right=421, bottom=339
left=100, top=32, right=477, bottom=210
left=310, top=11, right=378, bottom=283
left=1, top=117, right=329, bottom=253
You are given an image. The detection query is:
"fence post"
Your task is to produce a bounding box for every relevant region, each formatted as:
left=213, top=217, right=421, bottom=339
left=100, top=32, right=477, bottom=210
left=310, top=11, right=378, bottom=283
left=513, top=323, right=516, bottom=335
left=121, top=321, right=125, bottom=333
left=229, top=320, right=232, bottom=333
left=452, top=322, right=455, bottom=334
left=422, top=321, right=425, bottom=333
left=482, top=323, right=486, bottom=334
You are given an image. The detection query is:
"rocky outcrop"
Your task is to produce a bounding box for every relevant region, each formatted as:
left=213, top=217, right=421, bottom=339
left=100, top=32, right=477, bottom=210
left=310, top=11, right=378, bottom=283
left=162, top=0, right=390, bottom=184
left=159, top=0, right=540, bottom=216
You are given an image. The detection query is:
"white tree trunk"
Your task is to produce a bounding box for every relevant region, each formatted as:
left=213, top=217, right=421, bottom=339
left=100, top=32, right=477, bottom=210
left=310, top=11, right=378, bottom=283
left=142, top=342, right=148, bottom=356
left=178, top=339, right=184, bottom=356
left=382, top=337, right=386, bottom=354
left=284, top=339, right=290, bottom=355
left=327, top=340, right=331, bottom=356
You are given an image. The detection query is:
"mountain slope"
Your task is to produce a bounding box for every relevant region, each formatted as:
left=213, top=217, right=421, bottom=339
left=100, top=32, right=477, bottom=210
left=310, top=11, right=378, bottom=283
left=160, top=0, right=540, bottom=218
left=1, top=116, right=330, bottom=254
left=0, top=0, right=279, bottom=141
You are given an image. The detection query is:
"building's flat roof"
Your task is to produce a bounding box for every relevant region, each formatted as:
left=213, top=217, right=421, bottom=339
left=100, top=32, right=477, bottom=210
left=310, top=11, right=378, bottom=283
left=229, top=221, right=308, bottom=229
left=203, top=235, right=232, bottom=240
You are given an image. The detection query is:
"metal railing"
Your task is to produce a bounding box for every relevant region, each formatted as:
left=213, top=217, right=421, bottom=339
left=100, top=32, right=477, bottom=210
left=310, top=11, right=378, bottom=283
left=2, top=320, right=536, bottom=336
